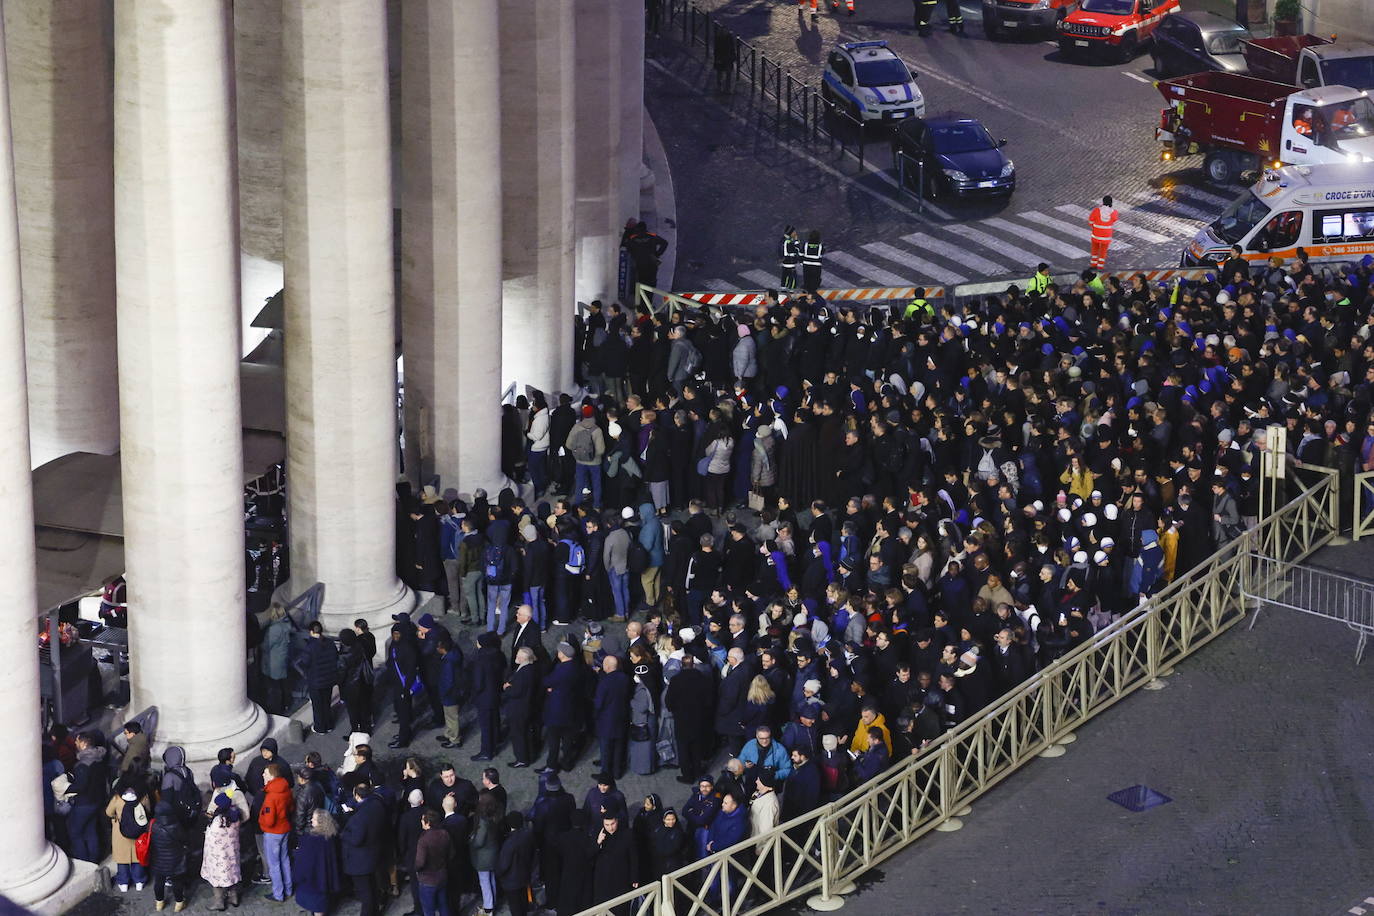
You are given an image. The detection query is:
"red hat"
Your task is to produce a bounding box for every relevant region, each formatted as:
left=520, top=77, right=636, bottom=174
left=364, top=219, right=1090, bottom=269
left=582, top=405, right=595, bottom=418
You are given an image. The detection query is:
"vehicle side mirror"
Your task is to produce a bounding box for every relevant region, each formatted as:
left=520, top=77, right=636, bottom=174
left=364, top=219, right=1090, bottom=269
left=998, top=138, right=1009, bottom=147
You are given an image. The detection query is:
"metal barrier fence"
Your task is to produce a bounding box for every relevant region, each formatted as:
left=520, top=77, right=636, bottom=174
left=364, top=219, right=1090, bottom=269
left=1245, top=554, right=1374, bottom=663
left=1353, top=470, right=1374, bottom=541
left=576, top=470, right=1339, bottom=916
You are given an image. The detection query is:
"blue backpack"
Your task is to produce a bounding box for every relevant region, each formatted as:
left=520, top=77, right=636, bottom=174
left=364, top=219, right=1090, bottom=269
left=484, top=544, right=509, bottom=584
left=561, top=539, right=586, bottom=575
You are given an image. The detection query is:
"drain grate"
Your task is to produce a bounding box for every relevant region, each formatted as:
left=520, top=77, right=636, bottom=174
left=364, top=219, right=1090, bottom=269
left=1107, top=785, right=1173, bottom=812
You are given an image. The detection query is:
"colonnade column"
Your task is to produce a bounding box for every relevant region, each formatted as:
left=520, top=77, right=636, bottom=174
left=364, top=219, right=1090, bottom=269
left=0, top=10, right=72, bottom=903
left=234, top=0, right=284, bottom=267
left=115, top=0, right=268, bottom=760
left=400, top=0, right=504, bottom=493
left=3, top=0, right=118, bottom=468
left=499, top=0, right=576, bottom=395
left=574, top=0, right=625, bottom=305
left=280, top=0, right=414, bottom=630
left=619, top=0, right=647, bottom=232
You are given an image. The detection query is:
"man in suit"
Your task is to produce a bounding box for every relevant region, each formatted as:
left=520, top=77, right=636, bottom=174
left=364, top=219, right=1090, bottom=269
left=541, top=644, right=584, bottom=773
left=716, top=647, right=753, bottom=756
left=592, top=655, right=633, bottom=779
left=469, top=632, right=506, bottom=762
left=503, top=647, right=541, bottom=768
left=507, top=604, right=546, bottom=670
left=340, top=783, right=387, bottom=916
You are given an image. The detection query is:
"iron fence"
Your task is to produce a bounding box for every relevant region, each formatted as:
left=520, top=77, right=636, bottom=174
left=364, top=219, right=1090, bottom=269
left=1245, top=553, right=1374, bottom=663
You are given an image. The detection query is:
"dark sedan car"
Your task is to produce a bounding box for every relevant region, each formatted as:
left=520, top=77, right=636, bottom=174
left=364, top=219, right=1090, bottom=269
left=890, top=115, right=1015, bottom=200
left=1151, top=12, right=1250, bottom=78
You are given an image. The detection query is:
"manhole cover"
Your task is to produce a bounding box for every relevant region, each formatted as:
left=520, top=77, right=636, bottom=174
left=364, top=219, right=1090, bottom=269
left=1107, top=785, right=1172, bottom=812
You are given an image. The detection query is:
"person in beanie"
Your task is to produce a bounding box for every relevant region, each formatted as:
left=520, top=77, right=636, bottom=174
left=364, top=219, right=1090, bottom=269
left=566, top=405, right=607, bottom=509
left=201, top=787, right=248, bottom=910
left=749, top=771, right=780, bottom=836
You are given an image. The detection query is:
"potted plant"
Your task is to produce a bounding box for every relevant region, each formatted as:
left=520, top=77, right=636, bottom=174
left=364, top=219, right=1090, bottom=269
left=1271, top=0, right=1301, bottom=36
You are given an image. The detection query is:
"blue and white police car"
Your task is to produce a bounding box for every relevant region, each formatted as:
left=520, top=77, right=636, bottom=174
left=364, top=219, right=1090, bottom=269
left=821, top=41, right=926, bottom=123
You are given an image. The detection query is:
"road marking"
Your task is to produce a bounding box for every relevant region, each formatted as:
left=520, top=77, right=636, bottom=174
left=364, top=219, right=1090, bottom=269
left=902, top=231, right=1009, bottom=276
left=646, top=59, right=928, bottom=221
left=1056, top=204, right=1172, bottom=243
left=739, top=269, right=781, bottom=288
left=1123, top=71, right=1152, bottom=83
left=947, top=223, right=1053, bottom=269
left=703, top=278, right=735, bottom=291
left=1164, top=184, right=1233, bottom=208
left=983, top=216, right=1091, bottom=260
left=826, top=250, right=916, bottom=287
left=1019, top=210, right=1134, bottom=250
left=862, top=241, right=967, bottom=285
left=1130, top=189, right=1213, bottom=222
left=909, top=59, right=1097, bottom=149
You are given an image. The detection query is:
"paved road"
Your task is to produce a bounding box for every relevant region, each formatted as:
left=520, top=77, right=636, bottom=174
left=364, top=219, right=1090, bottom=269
left=647, top=0, right=1251, bottom=293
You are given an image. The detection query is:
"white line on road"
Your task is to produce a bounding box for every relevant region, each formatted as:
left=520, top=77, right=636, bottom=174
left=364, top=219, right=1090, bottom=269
left=901, top=232, right=1009, bottom=276
left=862, top=241, right=967, bottom=285
left=1123, top=71, right=1152, bottom=83
left=1019, top=210, right=1133, bottom=250
left=983, top=216, right=1091, bottom=260
left=1130, top=189, right=1214, bottom=222
left=703, top=278, right=735, bottom=291
left=947, top=223, right=1054, bottom=269
left=1055, top=204, right=1172, bottom=243
left=826, top=250, right=916, bottom=287
left=739, top=269, right=781, bottom=288
left=1164, top=184, right=1233, bottom=208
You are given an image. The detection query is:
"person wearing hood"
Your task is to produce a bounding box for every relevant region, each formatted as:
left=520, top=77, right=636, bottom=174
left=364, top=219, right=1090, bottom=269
left=650, top=807, right=690, bottom=880
left=257, top=761, right=295, bottom=902
left=245, top=737, right=283, bottom=884
left=105, top=775, right=151, bottom=892
left=149, top=797, right=192, bottom=911
left=637, top=503, right=665, bottom=607
left=528, top=769, right=576, bottom=903
left=553, top=809, right=597, bottom=916
left=470, top=630, right=507, bottom=762
left=604, top=510, right=632, bottom=620
left=66, top=731, right=109, bottom=861
left=750, top=421, right=778, bottom=506
left=202, top=785, right=248, bottom=910
left=628, top=659, right=660, bottom=776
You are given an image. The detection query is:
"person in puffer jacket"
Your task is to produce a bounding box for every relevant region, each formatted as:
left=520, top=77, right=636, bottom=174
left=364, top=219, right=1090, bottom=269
left=257, top=762, right=295, bottom=902
left=148, top=798, right=191, bottom=911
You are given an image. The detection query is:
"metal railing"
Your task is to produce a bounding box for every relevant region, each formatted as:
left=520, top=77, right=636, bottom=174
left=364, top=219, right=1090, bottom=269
left=575, top=471, right=1339, bottom=916
left=1245, top=553, right=1374, bottom=663
left=1353, top=470, right=1374, bottom=540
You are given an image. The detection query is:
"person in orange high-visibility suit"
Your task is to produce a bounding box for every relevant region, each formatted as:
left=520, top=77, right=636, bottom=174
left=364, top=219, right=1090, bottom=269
left=1088, top=195, right=1119, bottom=271
left=798, top=0, right=818, bottom=19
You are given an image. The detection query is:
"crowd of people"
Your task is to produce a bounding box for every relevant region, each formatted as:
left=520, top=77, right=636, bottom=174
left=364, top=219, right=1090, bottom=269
left=39, top=249, right=1374, bottom=915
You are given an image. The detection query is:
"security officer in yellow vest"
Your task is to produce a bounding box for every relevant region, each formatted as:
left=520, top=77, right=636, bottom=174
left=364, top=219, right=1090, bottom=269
left=1028, top=262, right=1051, bottom=300
left=1080, top=268, right=1106, bottom=297
left=903, top=287, right=933, bottom=322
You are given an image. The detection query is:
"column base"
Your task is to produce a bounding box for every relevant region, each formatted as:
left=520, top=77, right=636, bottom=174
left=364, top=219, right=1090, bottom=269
left=137, top=698, right=272, bottom=786
left=274, top=577, right=416, bottom=635
left=1, top=842, right=74, bottom=912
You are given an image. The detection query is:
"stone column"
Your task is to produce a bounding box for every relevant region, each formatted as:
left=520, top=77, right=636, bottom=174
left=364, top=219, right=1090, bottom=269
left=0, top=12, right=73, bottom=904
left=115, top=0, right=268, bottom=760
left=499, top=0, right=576, bottom=395
left=281, top=0, right=413, bottom=630
left=400, top=0, right=504, bottom=493
left=619, top=0, right=646, bottom=230
left=235, top=0, right=283, bottom=267
left=3, top=0, right=117, bottom=469
left=574, top=0, right=624, bottom=305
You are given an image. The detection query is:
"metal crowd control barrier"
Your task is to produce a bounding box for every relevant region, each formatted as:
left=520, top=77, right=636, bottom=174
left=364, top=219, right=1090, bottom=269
left=575, top=471, right=1339, bottom=916
left=1245, top=554, right=1374, bottom=663
left=1353, top=470, right=1374, bottom=541
left=634, top=283, right=947, bottom=323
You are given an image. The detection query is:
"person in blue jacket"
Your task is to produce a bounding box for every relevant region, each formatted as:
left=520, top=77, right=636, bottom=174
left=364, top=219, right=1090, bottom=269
left=704, top=792, right=750, bottom=899
left=638, top=502, right=665, bottom=610
left=339, top=784, right=387, bottom=916
left=541, top=643, right=584, bottom=772
left=435, top=634, right=465, bottom=749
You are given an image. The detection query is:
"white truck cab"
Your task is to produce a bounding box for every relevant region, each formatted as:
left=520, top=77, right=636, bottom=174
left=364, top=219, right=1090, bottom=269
left=1281, top=86, right=1374, bottom=166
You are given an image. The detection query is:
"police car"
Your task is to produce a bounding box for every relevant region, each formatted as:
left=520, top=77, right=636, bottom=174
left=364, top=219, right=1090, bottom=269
left=822, top=41, right=926, bottom=124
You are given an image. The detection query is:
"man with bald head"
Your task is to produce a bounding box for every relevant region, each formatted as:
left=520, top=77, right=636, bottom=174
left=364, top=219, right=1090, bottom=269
left=592, top=655, right=632, bottom=779
left=716, top=647, right=753, bottom=755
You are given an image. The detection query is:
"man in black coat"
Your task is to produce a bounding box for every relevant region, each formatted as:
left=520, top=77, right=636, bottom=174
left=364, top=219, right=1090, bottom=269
left=715, top=647, right=752, bottom=755
left=504, top=647, right=542, bottom=768
left=554, top=810, right=597, bottom=916
left=507, top=604, right=545, bottom=669
left=470, top=631, right=506, bottom=761
left=416, top=612, right=448, bottom=728
left=396, top=790, right=427, bottom=916
left=497, top=812, right=539, bottom=916
left=302, top=622, right=339, bottom=735
left=541, top=644, right=584, bottom=772
left=592, top=656, right=633, bottom=779
left=388, top=623, right=423, bottom=749
left=529, top=771, right=577, bottom=906
left=340, top=784, right=387, bottom=916
left=591, top=812, right=639, bottom=906
left=664, top=652, right=715, bottom=784
left=425, top=762, right=478, bottom=818
left=780, top=746, right=822, bottom=823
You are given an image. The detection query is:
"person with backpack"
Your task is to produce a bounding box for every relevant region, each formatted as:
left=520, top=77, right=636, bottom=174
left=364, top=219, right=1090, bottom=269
left=565, top=405, right=606, bottom=509
left=484, top=516, right=517, bottom=635
left=666, top=325, right=702, bottom=393
left=337, top=628, right=376, bottom=735
left=551, top=521, right=585, bottom=627
left=158, top=746, right=200, bottom=828
left=105, top=776, right=151, bottom=892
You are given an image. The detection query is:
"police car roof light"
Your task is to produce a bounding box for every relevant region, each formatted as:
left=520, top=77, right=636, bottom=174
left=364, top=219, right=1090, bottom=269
left=842, top=40, right=890, bottom=52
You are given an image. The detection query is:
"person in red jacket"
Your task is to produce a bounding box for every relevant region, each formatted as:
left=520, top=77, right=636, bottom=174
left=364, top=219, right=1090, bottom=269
left=258, top=763, right=295, bottom=902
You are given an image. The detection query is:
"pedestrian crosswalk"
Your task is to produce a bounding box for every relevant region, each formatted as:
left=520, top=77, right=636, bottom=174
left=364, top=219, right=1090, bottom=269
left=690, top=183, right=1230, bottom=293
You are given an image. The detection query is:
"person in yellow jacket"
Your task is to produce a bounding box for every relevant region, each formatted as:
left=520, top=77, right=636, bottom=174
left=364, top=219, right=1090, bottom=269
left=1159, top=520, right=1180, bottom=583
left=847, top=705, right=892, bottom=755
left=1059, top=455, right=1097, bottom=501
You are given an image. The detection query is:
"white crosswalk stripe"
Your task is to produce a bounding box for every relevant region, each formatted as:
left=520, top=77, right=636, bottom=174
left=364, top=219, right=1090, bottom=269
left=702, top=278, right=735, bottom=291
left=1131, top=189, right=1213, bottom=222
left=739, top=269, right=781, bottom=288
left=1019, top=210, right=1134, bottom=250
left=902, top=231, right=1008, bottom=276
left=1166, top=184, right=1233, bottom=208
left=862, top=241, right=967, bottom=285
left=825, top=250, right=916, bottom=287
left=946, top=223, right=1046, bottom=269
left=983, top=216, right=1091, bottom=260
left=1056, top=205, right=1172, bottom=243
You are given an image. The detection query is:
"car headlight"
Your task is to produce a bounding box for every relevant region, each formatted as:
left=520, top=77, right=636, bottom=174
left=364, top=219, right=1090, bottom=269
left=860, top=89, right=880, bottom=103
left=1000, top=161, right=1015, bottom=178
left=943, top=169, right=969, bottom=182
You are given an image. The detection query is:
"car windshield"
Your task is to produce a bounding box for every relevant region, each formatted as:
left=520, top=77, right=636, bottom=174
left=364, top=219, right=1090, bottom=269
left=1211, top=192, right=1271, bottom=244
left=929, top=123, right=997, bottom=154
left=1320, top=57, right=1374, bottom=92
left=1316, top=96, right=1374, bottom=140
left=1206, top=32, right=1246, bottom=55
left=854, top=58, right=911, bottom=87
left=1079, top=0, right=1135, bottom=14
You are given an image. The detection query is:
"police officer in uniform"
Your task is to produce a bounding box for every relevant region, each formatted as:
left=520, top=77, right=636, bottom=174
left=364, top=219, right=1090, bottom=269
left=779, top=226, right=800, bottom=290
left=942, top=0, right=964, bottom=32
left=801, top=230, right=824, bottom=295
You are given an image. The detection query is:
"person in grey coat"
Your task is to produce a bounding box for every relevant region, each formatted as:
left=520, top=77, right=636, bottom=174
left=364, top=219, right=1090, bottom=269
left=1211, top=479, right=1241, bottom=546
left=604, top=511, right=632, bottom=620
left=732, top=325, right=757, bottom=389
left=666, top=326, right=701, bottom=392
left=628, top=664, right=659, bottom=776
left=260, top=603, right=291, bottom=715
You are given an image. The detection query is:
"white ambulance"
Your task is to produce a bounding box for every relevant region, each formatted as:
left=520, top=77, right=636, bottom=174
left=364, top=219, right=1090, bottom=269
left=1181, top=162, right=1374, bottom=267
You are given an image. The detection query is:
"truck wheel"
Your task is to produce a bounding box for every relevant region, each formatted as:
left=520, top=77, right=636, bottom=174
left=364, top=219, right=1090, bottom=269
left=1204, top=152, right=1235, bottom=185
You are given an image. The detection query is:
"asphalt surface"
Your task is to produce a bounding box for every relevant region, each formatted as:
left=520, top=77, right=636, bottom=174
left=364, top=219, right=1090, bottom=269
left=647, top=0, right=1251, bottom=292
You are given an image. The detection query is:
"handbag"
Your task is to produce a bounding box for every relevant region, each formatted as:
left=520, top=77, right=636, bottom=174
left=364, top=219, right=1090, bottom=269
left=696, top=456, right=711, bottom=476
left=51, top=773, right=75, bottom=816
left=629, top=723, right=652, bottom=743
left=747, top=491, right=765, bottom=512
left=135, top=819, right=154, bottom=867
